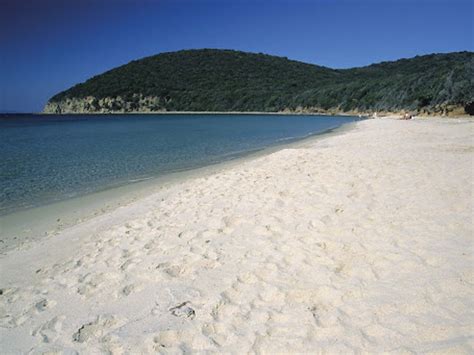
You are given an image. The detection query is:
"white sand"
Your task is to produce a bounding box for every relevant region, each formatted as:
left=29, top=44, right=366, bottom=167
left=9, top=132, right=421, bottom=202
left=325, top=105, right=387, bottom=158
left=1, top=118, right=473, bottom=354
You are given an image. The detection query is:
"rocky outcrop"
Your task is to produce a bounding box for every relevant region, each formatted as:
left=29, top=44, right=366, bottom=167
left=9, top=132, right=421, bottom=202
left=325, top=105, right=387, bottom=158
left=44, top=98, right=467, bottom=116
left=43, top=95, right=165, bottom=114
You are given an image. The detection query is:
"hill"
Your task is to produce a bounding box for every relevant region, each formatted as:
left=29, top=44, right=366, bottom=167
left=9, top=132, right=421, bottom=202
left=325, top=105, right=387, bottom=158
left=44, top=49, right=474, bottom=115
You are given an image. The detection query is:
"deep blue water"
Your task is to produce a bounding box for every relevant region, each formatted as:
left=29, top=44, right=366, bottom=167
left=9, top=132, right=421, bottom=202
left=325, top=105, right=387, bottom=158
left=0, top=114, right=357, bottom=215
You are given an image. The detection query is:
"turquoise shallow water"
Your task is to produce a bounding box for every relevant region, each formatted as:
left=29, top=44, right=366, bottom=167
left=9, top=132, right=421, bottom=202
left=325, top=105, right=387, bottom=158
left=0, top=113, right=357, bottom=215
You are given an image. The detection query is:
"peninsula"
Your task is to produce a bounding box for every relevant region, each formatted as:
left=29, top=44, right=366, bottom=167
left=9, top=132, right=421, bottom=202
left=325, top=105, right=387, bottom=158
left=44, top=49, right=474, bottom=116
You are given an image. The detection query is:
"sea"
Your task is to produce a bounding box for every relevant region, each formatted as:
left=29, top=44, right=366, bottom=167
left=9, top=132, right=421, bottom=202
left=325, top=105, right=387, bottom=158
left=0, top=113, right=358, bottom=216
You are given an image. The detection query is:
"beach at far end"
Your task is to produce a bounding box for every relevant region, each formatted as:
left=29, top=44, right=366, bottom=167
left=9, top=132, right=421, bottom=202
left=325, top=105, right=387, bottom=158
left=0, top=117, right=473, bottom=353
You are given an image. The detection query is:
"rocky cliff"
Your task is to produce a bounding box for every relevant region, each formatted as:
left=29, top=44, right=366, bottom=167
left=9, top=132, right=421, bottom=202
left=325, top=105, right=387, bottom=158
left=43, top=95, right=165, bottom=114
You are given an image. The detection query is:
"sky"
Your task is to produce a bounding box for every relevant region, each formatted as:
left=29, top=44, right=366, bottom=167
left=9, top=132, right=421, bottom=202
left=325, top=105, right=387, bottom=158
left=1, top=0, right=472, bottom=112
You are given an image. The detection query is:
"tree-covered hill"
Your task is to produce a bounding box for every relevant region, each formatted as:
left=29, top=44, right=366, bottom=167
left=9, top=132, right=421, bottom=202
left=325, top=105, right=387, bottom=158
left=45, top=49, right=474, bottom=115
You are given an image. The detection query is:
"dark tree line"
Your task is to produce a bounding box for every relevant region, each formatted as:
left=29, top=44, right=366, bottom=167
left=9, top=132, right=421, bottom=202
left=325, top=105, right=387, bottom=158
left=50, top=49, right=474, bottom=114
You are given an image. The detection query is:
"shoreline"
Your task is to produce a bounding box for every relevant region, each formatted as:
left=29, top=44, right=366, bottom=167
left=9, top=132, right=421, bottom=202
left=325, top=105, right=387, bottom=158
left=34, top=111, right=363, bottom=117
left=0, top=119, right=358, bottom=253
left=36, top=111, right=473, bottom=118
left=0, top=117, right=472, bottom=353
left=3, top=110, right=471, bottom=120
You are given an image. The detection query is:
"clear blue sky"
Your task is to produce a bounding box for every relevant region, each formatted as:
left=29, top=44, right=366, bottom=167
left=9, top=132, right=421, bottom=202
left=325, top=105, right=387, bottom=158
left=1, top=0, right=472, bottom=112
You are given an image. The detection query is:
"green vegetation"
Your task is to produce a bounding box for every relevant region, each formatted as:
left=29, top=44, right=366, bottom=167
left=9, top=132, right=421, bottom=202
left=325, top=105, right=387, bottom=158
left=48, top=49, right=474, bottom=114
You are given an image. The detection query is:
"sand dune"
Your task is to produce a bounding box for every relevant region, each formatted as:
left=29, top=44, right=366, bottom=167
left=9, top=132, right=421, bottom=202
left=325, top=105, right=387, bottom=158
left=1, top=118, right=473, bottom=353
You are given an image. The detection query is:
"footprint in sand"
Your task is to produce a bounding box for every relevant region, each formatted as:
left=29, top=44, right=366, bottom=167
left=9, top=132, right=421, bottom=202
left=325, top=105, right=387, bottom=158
left=32, top=315, right=65, bottom=343
left=151, top=328, right=196, bottom=350
left=156, top=262, right=187, bottom=278
left=169, top=301, right=196, bottom=319
left=1, top=292, right=57, bottom=329
left=72, top=314, right=124, bottom=343
left=34, top=298, right=56, bottom=312
left=118, top=282, right=144, bottom=298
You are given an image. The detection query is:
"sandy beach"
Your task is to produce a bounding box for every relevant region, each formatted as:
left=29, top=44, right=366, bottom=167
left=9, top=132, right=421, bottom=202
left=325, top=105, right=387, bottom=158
left=0, top=117, right=473, bottom=353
